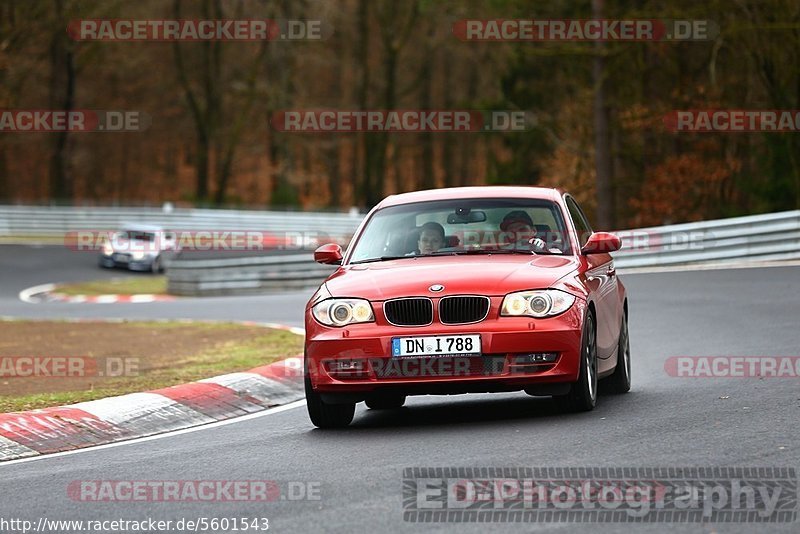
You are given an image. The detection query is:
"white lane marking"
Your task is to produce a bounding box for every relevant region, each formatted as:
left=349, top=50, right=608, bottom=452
left=0, top=399, right=307, bottom=468
left=18, top=283, right=56, bottom=304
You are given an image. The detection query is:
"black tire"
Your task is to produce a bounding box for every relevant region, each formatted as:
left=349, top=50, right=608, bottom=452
left=151, top=255, right=163, bottom=274
left=604, top=310, right=631, bottom=394
left=305, top=372, right=355, bottom=428
left=365, top=394, right=406, bottom=410
left=554, top=312, right=598, bottom=412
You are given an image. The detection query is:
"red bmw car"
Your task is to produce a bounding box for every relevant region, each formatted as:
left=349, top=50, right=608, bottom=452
left=305, top=187, right=630, bottom=428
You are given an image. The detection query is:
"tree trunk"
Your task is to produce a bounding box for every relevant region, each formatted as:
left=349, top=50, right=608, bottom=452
left=367, top=0, right=418, bottom=207
left=592, top=0, right=614, bottom=229
left=419, top=46, right=435, bottom=191
left=369, top=47, right=397, bottom=205
left=172, top=0, right=223, bottom=204
left=459, top=62, right=478, bottom=186
left=356, top=0, right=371, bottom=207
left=442, top=54, right=454, bottom=188
left=214, top=42, right=267, bottom=206
left=195, top=131, right=210, bottom=202
left=48, top=0, right=75, bottom=202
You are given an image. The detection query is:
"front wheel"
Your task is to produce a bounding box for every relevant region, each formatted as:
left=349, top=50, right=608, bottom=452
left=604, top=311, right=631, bottom=394
left=305, top=373, right=355, bottom=428
left=554, top=313, right=598, bottom=412
left=151, top=255, right=163, bottom=274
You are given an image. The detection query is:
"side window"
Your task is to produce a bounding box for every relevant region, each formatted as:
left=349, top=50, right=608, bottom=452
left=565, top=196, right=592, bottom=248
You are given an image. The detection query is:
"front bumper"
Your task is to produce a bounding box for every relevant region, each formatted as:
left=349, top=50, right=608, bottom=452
left=99, top=253, right=155, bottom=271
left=305, top=297, right=587, bottom=396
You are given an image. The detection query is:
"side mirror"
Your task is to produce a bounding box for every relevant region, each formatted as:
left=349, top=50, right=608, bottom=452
left=314, top=243, right=343, bottom=265
left=581, top=232, right=622, bottom=254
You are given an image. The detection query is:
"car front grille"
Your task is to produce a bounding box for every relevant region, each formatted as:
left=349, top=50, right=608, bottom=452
left=438, top=296, right=490, bottom=324
left=384, top=298, right=433, bottom=326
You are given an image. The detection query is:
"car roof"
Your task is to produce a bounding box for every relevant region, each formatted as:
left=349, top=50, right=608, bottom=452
left=121, top=224, right=164, bottom=232
left=375, top=186, right=563, bottom=209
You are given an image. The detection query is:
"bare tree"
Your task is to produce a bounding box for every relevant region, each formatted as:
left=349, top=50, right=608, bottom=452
left=48, top=0, right=76, bottom=201
left=592, top=0, right=614, bottom=229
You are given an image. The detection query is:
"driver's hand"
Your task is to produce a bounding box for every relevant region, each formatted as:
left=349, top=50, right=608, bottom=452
left=529, top=237, right=546, bottom=251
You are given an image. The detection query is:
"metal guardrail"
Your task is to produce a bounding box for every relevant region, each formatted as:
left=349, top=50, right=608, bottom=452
left=3, top=205, right=797, bottom=295
left=167, top=253, right=336, bottom=295
left=613, top=210, right=800, bottom=268
left=0, top=205, right=363, bottom=238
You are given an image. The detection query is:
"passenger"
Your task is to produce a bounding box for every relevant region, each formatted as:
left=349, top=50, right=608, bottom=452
left=416, top=221, right=445, bottom=255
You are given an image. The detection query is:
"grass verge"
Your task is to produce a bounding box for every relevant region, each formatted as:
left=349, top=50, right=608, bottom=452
left=55, top=276, right=168, bottom=296
left=0, top=319, right=303, bottom=412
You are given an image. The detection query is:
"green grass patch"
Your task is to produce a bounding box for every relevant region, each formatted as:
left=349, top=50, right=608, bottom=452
left=56, top=276, right=168, bottom=296
left=0, top=320, right=303, bottom=412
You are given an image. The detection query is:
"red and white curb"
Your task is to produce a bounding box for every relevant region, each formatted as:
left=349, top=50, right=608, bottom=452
left=0, top=356, right=304, bottom=462
left=0, top=318, right=306, bottom=462
left=19, top=283, right=176, bottom=304
left=49, top=293, right=175, bottom=304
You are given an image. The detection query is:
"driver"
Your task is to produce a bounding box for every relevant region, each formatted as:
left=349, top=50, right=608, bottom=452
left=416, top=221, right=445, bottom=255
left=500, top=210, right=546, bottom=251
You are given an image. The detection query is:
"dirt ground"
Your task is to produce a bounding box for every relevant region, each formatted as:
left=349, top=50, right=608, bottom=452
left=0, top=320, right=303, bottom=412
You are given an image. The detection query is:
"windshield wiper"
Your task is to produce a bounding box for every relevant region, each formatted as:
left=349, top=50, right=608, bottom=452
left=429, top=248, right=535, bottom=256
left=349, top=255, right=414, bottom=265
left=351, top=249, right=560, bottom=264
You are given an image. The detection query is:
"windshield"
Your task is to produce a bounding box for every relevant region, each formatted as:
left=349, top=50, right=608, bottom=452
left=348, top=198, right=572, bottom=264
left=120, top=231, right=157, bottom=242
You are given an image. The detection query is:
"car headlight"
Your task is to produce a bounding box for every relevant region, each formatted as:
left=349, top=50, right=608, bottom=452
left=501, top=289, right=575, bottom=318
left=102, top=242, right=114, bottom=256
left=131, top=251, right=146, bottom=261
left=312, top=298, right=375, bottom=327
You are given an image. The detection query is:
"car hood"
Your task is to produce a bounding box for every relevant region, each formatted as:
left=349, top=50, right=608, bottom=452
left=325, top=255, right=580, bottom=300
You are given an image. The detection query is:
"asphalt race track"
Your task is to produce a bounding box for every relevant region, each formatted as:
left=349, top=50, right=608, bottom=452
left=0, top=245, right=308, bottom=327
left=1, top=245, right=799, bottom=533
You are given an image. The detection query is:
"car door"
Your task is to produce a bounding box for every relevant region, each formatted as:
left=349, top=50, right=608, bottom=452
left=565, top=195, right=620, bottom=363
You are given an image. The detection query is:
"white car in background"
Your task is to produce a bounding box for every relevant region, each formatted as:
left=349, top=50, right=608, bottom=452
left=98, top=224, right=179, bottom=273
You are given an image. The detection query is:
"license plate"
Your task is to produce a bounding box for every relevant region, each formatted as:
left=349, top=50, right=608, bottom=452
left=391, top=334, right=481, bottom=358
left=113, top=254, right=129, bottom=263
